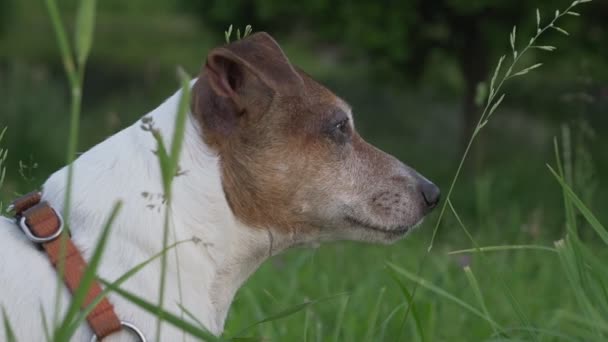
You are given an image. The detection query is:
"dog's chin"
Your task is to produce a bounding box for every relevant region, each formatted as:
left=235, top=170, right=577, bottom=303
left=343, top=216, right=424, bottom=244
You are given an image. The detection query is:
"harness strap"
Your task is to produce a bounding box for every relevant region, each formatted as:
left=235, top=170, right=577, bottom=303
left=11, top=191, right=122, bottom=339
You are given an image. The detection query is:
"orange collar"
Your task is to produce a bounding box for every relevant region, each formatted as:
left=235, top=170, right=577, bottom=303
left=10, top=191, right=144, bottom=341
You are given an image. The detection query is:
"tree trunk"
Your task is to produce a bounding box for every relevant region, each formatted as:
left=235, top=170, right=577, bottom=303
left=458, top=20, right=490, bottom=172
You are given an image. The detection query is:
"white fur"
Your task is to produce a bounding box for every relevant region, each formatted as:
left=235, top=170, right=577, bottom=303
left=0, top=82, right=300, bottom=341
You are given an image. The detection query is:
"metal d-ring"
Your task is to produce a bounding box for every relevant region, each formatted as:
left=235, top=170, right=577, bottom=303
left=18, top=208, right=64, bottom=244
left=90, top=321, right=147, bottom=342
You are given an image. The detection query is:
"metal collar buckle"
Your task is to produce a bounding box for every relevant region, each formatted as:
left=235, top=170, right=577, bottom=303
left=90, top=321, right=147, bottom=342
left=17, top=208, right=64, bottom=244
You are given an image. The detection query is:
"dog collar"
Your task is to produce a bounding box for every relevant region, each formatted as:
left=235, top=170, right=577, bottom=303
left=8, top=191, right=146, bottom=341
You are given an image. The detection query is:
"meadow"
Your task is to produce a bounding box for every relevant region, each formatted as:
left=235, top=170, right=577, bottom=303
left=1, top=0, right=608, bottom=341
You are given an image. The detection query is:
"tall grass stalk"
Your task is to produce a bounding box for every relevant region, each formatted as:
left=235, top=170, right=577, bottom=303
left=101, top=279, right=222, bottom=341
left=149, top=67, right=192, bottom=339
left=62, top=240, right=194, bottom=339
left=331, top=295, right=350, bottom=342
left=43, top=0, right=97, bottom=329
left=427, top=0, right=592, bottom=251
left=41, top=0, right=199, bottom=340
left=52, top=202, right=122, bottom=341
left=448, top=199, right=534, bottom=338
left=363, top=287, right=385, bottom=342
left=397, top=0, right=593, bottom=338
left=387, top=263, right=502, bottom=328
left=0, top=127, right=7, bottom=213
left=463, top=266, right=499, bottom=335
left=548, top=140, right=608, bottom=339
left=1, top=308, right=17, bottom=342
left=388, top=268, right=425, bottom=341
left=448, top=245, right=556, bottom=255
left=232, top=293, right=347, bottom=338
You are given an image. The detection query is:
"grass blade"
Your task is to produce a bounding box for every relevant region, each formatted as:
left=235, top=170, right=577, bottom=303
left=331, top=295, right=349, bottom=342
left=43, top=0, right=77, bottom=85
left=363, top=287, right=385, bottom=342
left=378, top=302, right=407, bottom=341
left=63, top=239, right=192, bottom=338
left=177, top=303, right=206, bottom=329
left=155, top=68, right=192, bottom=340
left=387, top=263, right=499, bottom=328
left=255, top=295, right=343, bottom=325
left=53, top=202, right=122, bottom=340
left=554, top=240, right=604, bottom=335
left=233, top=292, right=347, bottom=337
left=448, top=245, right=555, bottom=255
left=44, top=0, right=89, bottom=328
left=39, top=303, right=51, bottom=342
left=463, top=266, right=502, bottom=335
left=168, top=68, right=192, bottom=185
left=548, top=165, right=608, bottom=245
left=388, top=267, right=425, bottom=342
left=449, top=200, right=536, bottom=341
left=491, top=326, right=579, bottom=342
left=303, top=307, right=310, bottom=342
left=100, top=279, right=221, bottom=341
left=2, top=307, right=17, bottom=342
left=74, top=0, right=96, bottom=68
left=0, top=127, right=7, bottom=213
left=558, top=310, right=608, bottom=335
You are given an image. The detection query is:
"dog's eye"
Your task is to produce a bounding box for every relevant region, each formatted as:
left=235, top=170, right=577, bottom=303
left=335, top=119, right=348, bottom=134
left=328, top=118, right=350, bottom=144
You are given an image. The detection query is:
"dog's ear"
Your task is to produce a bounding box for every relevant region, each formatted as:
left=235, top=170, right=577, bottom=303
left=206, top=32, right=303, bottom=107
left=192, top=32, right=303, bottom=146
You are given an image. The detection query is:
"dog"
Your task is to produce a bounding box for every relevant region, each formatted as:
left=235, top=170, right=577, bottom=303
left=0, top=32, right=439, bottom=341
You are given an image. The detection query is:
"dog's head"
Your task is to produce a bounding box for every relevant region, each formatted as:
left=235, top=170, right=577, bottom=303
left=192, top=32, right=439, bottom=244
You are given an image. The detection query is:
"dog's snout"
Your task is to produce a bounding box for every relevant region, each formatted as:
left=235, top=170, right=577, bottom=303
left=420, top=181, right=440, bottom=210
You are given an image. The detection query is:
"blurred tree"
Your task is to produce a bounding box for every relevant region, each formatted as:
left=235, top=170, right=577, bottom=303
left=0, top=0, right=12, bottom=35
left=181, top=0, right=606, bottom=156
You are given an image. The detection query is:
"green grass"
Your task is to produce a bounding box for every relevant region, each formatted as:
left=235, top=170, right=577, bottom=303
left=221, top=231, right=580, bottom=340
left=2, top=0, right=607, bottom=340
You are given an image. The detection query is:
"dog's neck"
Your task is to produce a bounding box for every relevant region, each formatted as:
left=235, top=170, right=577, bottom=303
left=40, top=86, right=295, bottom=337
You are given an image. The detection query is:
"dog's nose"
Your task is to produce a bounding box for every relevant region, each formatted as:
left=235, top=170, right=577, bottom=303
left=420, top=181, right=440, bottom=210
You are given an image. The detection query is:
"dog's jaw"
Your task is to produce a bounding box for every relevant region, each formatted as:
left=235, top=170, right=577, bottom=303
left=34, top=83, right=288, bottom=339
